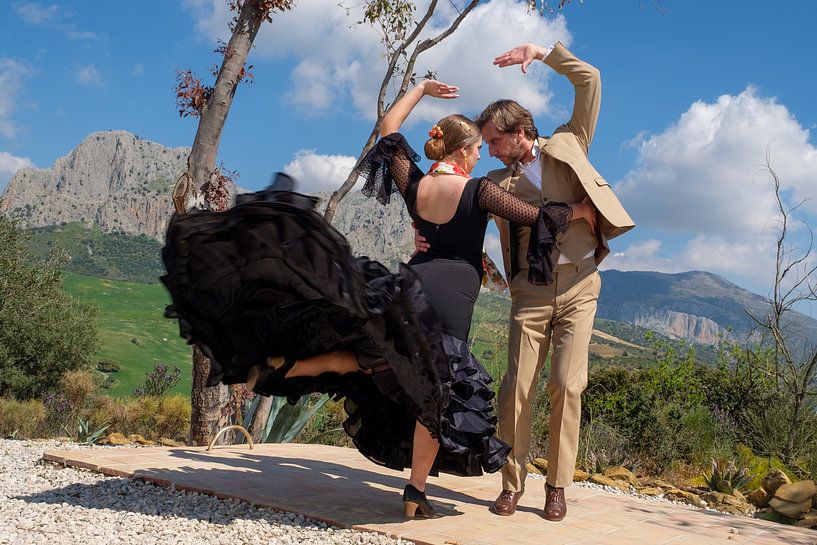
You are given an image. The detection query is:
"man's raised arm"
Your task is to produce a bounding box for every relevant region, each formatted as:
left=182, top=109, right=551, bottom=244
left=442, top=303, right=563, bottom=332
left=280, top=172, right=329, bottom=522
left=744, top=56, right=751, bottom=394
left=544, top=42, right=601, bottom=154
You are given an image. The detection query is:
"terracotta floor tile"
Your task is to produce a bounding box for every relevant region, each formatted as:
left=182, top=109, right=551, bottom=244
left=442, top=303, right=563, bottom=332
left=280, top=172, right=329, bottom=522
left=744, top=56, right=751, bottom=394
left=41, top=444, right=817, bottom=545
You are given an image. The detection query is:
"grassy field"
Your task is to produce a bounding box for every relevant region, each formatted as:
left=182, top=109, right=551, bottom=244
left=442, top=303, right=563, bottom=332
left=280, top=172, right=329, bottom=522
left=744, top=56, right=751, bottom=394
left=470, top=291, right=513, bottom=385
left=61, top=272, right=192, bottom=397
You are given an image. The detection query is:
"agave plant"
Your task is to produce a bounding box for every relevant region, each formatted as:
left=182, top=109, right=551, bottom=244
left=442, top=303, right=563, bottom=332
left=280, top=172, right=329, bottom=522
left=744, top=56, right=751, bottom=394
left=62, top=418, right=110, bottom=445
left=704, top=458, right=751, bottom=494
left=241, top=393, right=329, bottom=443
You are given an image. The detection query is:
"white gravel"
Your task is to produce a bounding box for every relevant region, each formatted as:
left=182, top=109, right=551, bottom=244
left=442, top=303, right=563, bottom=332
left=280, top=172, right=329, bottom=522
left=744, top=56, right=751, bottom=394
left=0, top=439, right=403, bottom=545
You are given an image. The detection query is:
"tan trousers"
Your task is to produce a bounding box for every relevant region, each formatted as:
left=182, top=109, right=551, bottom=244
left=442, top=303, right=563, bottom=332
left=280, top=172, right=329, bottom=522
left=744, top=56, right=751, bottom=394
left=498, top=257, right=600, bottom=490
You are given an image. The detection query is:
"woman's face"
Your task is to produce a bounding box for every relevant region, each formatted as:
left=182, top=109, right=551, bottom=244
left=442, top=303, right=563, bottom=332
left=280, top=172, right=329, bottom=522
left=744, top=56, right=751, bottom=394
left=463, top=140, right=482, bottom=174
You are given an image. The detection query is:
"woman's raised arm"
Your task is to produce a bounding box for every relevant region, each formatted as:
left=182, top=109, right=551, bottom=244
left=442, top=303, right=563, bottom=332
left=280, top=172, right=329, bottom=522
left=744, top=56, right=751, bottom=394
left=379, top=80, right=460, bottom=137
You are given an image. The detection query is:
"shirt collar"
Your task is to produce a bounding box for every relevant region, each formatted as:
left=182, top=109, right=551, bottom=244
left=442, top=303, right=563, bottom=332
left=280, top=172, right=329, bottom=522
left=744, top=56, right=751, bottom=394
left=518, top=140, right=540, bottom=169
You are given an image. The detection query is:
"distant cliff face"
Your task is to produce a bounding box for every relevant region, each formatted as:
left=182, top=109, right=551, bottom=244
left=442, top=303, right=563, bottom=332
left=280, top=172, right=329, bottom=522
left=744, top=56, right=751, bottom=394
left=1, top=131, right=186, bottom=241
left=633, top=309, right=725, bottom=345
left=595, top=269, right=817, bottom=346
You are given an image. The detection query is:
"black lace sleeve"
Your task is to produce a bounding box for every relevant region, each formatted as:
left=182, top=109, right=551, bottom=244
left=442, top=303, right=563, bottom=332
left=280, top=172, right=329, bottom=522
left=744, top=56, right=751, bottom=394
left=477, top=178, right=573, bottom=286
left=354, top=132, right=424, bottom=205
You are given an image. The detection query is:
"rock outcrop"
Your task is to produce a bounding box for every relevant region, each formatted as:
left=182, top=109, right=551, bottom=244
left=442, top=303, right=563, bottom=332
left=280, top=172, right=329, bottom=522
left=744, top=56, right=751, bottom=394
left=634, top=309, right=724, bottom=345
left=1, top=131, right=187, bottom=241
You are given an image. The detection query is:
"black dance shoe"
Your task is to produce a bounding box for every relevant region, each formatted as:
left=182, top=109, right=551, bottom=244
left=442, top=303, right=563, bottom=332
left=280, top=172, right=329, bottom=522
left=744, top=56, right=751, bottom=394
left=403, top=484, right=436, bottom=518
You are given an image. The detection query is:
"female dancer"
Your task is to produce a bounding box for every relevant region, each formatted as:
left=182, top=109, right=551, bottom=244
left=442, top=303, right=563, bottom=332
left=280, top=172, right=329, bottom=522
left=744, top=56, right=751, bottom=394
left=161, top=80, right=594, bottom=519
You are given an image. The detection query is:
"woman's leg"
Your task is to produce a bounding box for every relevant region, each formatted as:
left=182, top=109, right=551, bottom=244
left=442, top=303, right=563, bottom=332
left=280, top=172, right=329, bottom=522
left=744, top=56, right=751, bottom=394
left=408, top=421, right=440, bottom=492
left=276, top=351, right=359, bottom=378
left=247, top=351, right=366, bottom=390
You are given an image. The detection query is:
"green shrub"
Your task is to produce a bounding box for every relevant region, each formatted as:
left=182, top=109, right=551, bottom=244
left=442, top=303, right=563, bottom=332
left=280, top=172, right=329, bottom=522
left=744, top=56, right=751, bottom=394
left=734, top=444, right=794, bottom=490
left=0, top=215, right=98, bottom=399
left=578, top=342, right=743, bottom=472
left=153, top=395, right=191, bottom=439
left=60, top=369, right=97, bottom=417
left=96, top=361, right=121, bottom=373
left=89, top=394, right=190, bottom=440
left=577, top=415, right=631, bottom=473
left=0, top=398, right=47, bottom=438
left=298, top=398, right=351, bottom=446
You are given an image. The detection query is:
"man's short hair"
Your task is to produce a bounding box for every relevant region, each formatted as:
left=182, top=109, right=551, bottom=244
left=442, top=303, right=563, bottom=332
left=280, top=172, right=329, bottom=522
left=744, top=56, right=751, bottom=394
left=476, top=99, right=538, bottom=140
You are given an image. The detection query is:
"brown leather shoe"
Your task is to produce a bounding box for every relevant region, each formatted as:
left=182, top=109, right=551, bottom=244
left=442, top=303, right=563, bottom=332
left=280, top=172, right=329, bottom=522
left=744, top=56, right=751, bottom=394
left=491, top=489, right=523, bottom=516
left=543, top=483, right=566, bottom=521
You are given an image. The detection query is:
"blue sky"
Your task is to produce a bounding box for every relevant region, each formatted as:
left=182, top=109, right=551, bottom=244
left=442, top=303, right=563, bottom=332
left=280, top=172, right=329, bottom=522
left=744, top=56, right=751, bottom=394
left=1, top=0, right=816, bottom=303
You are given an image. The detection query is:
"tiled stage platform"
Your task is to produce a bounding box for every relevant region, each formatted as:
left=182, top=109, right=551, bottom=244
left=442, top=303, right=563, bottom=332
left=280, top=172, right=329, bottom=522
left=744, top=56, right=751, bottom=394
left=43, top=443, right=816, bottom=545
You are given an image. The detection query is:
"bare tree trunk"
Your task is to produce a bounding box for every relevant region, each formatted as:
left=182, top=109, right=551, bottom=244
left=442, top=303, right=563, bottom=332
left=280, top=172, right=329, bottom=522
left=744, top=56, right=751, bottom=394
left=745, top=155, right=817, bottom=467
left=249, top=395, right=274, bottom=443
left=181, top=0, right=268, bottom=446
left=188, top=346, right=229, bottom=445
left=323, top=128, right=380, bottom=221
left=187, top=2, right=265, bottom=199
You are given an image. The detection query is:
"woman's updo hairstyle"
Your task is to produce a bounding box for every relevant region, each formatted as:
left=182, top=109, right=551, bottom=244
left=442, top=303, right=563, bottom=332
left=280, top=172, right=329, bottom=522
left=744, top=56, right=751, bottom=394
left=424, top=114, right=481, bottom=161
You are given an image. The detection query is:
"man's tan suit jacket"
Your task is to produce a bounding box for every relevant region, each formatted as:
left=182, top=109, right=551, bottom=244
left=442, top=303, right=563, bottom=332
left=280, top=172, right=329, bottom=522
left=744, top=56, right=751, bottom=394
left=488, top=42, right=635, bottom=283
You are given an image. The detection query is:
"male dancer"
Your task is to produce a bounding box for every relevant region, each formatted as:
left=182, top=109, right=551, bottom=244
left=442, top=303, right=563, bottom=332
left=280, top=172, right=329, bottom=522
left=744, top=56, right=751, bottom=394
left=479, top=41, right=634, bottom=521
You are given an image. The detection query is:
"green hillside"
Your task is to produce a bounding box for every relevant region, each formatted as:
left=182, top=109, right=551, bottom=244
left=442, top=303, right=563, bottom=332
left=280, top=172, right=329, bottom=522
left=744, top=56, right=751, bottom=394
left=26, top=222, right=164, bottom=284
left=61, top=272, right=191, bottom=396
left=470, top=291, right=513, bottom=380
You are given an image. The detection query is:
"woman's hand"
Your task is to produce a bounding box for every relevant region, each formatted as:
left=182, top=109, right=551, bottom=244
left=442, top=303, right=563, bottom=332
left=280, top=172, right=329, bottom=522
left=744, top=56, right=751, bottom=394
left=381, top=80, right=458, bottom=137
left=420, top=80, right=460, bottom=100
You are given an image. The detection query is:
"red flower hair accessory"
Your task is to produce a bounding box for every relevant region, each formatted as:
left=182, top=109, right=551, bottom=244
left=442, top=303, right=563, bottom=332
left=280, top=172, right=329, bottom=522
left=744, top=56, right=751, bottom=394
left=428, top=125, right=444, bottom=139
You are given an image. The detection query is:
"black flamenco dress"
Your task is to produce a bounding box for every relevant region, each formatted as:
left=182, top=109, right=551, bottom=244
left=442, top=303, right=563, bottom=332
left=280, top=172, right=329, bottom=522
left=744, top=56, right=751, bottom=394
left=160, top=134, right=571, bottom=477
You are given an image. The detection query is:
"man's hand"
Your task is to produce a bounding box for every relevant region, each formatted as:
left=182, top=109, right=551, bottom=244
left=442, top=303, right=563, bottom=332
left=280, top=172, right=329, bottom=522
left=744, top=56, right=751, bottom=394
left=493, top=43, right=545, bottom=74
left=412, top=222, right=429, bottom=257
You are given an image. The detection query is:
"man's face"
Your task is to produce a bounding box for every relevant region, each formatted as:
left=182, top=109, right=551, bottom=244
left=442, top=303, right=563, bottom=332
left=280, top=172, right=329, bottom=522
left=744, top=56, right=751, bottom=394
left=481, top=120, right=526, bottom=167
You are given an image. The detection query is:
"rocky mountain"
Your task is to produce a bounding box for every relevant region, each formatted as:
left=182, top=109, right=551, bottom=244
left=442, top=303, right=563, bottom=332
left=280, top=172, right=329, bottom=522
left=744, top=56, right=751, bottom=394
left=315, top=190, right=415, bottom=269
left=597, top=269, right=817, bottom=345
left=1, top=131, right=187, bottom=241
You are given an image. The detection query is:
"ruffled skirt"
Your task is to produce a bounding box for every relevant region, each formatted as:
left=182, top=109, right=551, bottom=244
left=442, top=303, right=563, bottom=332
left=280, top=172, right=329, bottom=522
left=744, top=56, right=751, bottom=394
left=161, top=186, right=509, bottom=476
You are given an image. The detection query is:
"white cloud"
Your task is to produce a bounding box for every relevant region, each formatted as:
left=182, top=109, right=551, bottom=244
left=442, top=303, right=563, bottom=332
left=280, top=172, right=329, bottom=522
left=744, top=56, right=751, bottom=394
left=132, top=63, right=144, bottom=76
left=601, top=239, right=680, bottom=273
left=74, top=64, right=104, bottom=87
left=12, top=2, right=62, bottom=25
left=612, top=87, right=817, bottom=285
left=0, top=151, right=34, bottom=192
left=283, top=150, right=358, bottom=193
left=617, top=87, right=817, bottom=235
left=14, top=2, right=99, bottom=41
left=67, top=30, right=98, bottom=41
left=0, top=58, right=35, bottom=139
left=676, top=236, right=776, bottom=280
left=184, top=0, right=571, bottom=121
